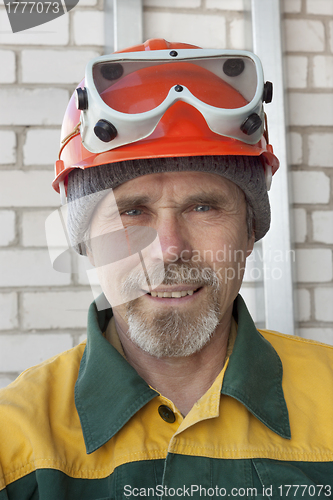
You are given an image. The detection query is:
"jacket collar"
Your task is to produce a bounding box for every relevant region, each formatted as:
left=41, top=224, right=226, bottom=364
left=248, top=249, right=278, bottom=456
left=75, top=295, right=290, bottom=454
left=222, top=295, right=291, bottom=440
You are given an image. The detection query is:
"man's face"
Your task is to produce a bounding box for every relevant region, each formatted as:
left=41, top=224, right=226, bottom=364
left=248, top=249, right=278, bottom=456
left=88, top=171, right=254, bottom=357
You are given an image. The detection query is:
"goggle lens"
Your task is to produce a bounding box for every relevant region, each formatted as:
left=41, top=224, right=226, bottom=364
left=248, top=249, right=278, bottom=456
left=92, top=56, right=257, bottom=114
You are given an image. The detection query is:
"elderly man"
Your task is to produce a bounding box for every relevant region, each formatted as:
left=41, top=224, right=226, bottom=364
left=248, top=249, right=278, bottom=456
left=1, top=39, right=333, bottom=500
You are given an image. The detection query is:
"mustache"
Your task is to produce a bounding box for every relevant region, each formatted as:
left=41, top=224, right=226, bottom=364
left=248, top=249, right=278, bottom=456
left=121, top=261, right=221, bottom=294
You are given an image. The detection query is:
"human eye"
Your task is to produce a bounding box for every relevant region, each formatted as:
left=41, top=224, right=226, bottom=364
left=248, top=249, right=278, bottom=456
left=193, top=205, right=211, bottom=212
left=122, top=208, right=142, bottom=216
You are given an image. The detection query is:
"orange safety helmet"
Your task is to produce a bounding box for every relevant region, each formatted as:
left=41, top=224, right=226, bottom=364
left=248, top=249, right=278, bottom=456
left=53, top=39, right=279, bottom=195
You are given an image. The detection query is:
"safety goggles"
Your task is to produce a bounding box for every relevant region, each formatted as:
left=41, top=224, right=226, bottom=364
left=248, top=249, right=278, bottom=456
left=75, top=49, right=272, bottom=154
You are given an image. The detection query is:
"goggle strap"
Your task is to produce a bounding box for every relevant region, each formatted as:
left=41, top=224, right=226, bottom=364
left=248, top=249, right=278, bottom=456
left=264, top=112, right=269, bottom=145
left=58, top=122, right=81, bottom=160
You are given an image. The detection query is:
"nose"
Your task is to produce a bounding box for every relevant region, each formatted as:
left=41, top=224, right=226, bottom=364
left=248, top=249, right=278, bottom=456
left=155, top=215, right=193, bottom=264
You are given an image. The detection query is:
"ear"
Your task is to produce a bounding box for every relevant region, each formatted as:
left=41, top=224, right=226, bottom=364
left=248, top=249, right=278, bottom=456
left=246, top=231, right=255, bottom=258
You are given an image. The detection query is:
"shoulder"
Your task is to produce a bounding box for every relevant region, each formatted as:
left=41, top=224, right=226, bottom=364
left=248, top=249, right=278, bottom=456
left=0, top=342, right=86, bottom=490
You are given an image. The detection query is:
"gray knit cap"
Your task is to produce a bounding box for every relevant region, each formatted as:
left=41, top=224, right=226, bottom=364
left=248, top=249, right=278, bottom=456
left=67, top=155, right=270, bottom=255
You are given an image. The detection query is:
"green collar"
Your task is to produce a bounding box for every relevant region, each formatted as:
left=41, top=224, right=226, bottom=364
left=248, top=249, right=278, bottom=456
left=75, top=295, right=290, bottom=454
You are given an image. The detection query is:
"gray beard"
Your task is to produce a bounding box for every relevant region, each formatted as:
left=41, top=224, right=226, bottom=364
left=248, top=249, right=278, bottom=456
left=123, top=263, right=222, bottom=358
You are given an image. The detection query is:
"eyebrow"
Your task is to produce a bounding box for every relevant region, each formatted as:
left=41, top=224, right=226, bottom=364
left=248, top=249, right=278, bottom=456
left=113, top=192, right=230, bottom=213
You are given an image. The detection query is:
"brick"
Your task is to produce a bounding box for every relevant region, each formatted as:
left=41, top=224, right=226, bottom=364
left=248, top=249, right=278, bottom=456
left=75, top=0, right=97, bottom=5
left=284, top=20, right=325, bottom=52
left=73, top=11, right=104, bottom=46
left=206, top=0, right=244, bottom=9
left=0, top=334, right=73, bottom=373
left=282, top=0, right=302, bottom=13
left=0, top=171, right=60, bottom=208
left=289, top=93, right=333, bottom=127
left=313, top=56, right=333, bottom=88
left=0, top=211, right=16, bottom=246
left=0, top=292, right=18, bottom=330
left=23, top=129, right=60, bottom=166
left=298, top=328, right=333, bottom=345
left=144, top=11, right=226, bottom=48
left=0, top=88, right=68, bottom=126
left=230, top=18, right=249, bottom=50
left=285, top=56, right=307, bottom=88
left=295, top=249, right=332, bottom=283
left=144, top=0, right=200, bottom=6
left=289, top=132, right=303, bottom=165
left=22, top=210, right=53, bottom=247
left=296, top=288, right=311, bottom=322
left=0, top=50, right=15, bottom=83
left=22, top=50, right=99, bottom=84
left=306, top=0, right=333, bottom=15
left=0, top=10, right=69, bottom=45
left=22, top=291, right=92, bottom=329
left=315, top=288, right=333, bottom=322
left=0, top=249, right=71, bottom=286
left=312, top=211, right=333, bottom=244
left=0, top=131, right=16, bottom=164
left=292, top=208, right=307, bottom=243
left=308, top=133, right=333, bottom=167
left=291, top=171, right=330, bottom=204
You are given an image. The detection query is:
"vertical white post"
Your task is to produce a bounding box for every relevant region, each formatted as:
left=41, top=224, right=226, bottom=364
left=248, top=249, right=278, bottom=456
left=105, top=0, right=143, bottom=54
left=251, top=0, right=295, bottom=335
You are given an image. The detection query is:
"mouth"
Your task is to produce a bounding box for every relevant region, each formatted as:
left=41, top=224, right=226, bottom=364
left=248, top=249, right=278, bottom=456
left=143, top=286, right=203, bottom=301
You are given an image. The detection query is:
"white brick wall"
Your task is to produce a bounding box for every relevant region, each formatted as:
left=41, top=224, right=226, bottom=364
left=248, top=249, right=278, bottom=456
left=22, top=291, right=92, bottom=329
left=312, top=211, right=333, bottom=244
left=0, top=88, right=69, bottom=126
left=0, top=249, right=71, bottom=287
left=73, top=11, right=105, bottom=46
left=0, top=10, right=69, bottom=45
left=21, top=50, right=99, bottom=84
left=0, top=293, right=18, bottom=330
left=0, top=131, right=16, bottom=164
left=283, top=0, right=302, bottom=13
left=308, top=133, right=333, bottom=167
left=289, top=132, right=303, bottom=165
left=295, top=249, right=333, bottom=283
left=285, top=56, right=308, bottom=88
left=0, top=171, right=61, bottom=207
left=288, top=94, right=333, bottom=127
left=0, top=211, right=16, bottom=246
left=22, top=210, right=53, bottom=247
left=292, top=209, right=307, bottom=243
left=315, top=288, right=333, bottom=322
left=0, top=50, right=15, bottom=83
left=313, top=56, right=333, bottom=88
left=144, top=11, right=227, bottom=48
left=291, top=171, right=330, bottom=204
left=306, top=0, right=333, bottom=15
left=23, top=129, right=61, bottom=166
left=284, top=20, right=325, bottom=52
left=144, top=0, right=201, bottom=6
left=296, top=288, right=311, bottom=322
left=0, top=334, right=73, bottom=373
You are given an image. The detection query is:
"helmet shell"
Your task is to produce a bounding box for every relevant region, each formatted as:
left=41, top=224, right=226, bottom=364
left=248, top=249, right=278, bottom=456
left=53, top=39, right=279, bottom=193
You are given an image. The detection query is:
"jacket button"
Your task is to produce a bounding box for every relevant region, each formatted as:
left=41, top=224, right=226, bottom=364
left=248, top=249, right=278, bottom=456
left=158, top=405, right=176, bottom=423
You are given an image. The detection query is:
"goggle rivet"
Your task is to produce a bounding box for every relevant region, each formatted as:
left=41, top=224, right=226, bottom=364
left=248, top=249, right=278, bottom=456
left=240, top=113, right=262, bottom=136
left=169, top=50, right=178, bottom=57
left=263, top=82, right=273, bottom=103
left=75, top=87, right=88, bottom=111
left=174, top=85, right=183, bottom=93
left=94, top=119, right=117, bottom=143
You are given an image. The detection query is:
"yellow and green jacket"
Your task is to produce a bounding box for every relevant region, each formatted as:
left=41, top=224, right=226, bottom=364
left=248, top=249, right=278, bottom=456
left=1, top=295, right=333, bottom=499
